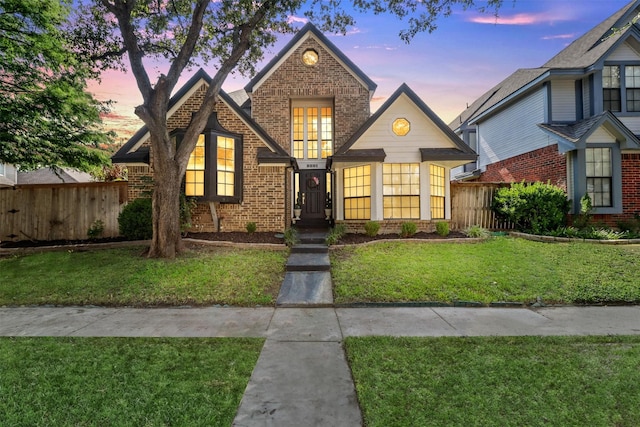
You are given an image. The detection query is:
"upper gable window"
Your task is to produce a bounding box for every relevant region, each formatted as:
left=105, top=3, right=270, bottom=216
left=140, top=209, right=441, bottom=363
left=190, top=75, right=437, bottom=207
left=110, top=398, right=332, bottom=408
left=602, top=64, right=640, bottom=113
left=392, top=118, right=410, bottom=136
left=292, top=100, right=333, bottom=160
left=302, top=49, right=319, bottom=66
left=625, top=66, right=640, bottom=112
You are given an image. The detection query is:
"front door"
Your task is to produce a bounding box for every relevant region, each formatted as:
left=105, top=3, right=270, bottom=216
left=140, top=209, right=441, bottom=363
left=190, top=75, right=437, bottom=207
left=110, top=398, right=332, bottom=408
left=298, top=170, right=326, bottom=221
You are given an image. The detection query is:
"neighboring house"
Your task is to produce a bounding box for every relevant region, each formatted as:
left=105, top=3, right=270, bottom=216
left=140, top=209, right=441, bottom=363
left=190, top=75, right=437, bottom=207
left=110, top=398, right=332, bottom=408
left=113, top=23, right=476, bottom=233
left=0, top=163, right=17, bottom=187
left=16, top=168, right=93, bottom=185
left=451, top=1, right=640, bottom=225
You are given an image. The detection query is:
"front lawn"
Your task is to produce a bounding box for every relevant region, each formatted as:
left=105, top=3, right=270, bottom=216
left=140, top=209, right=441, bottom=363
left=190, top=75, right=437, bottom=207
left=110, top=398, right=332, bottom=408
left=0, top=246, right=286, bottom=306
left=331, top=237, right=640, bottom=304
left=0, top=337, right=263, bottom=426
left=345, top=335, right=640, bottom=427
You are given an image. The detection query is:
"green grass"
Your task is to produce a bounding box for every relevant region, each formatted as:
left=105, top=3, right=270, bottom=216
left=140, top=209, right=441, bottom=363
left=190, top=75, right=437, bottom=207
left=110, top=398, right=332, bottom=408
left=0, top=246, right=286, bottom=306
left=345, top=335, right=640, bottom=427
left=0, top=337, right=264, bottom=426
left=331, top=237, right=640, bottom=304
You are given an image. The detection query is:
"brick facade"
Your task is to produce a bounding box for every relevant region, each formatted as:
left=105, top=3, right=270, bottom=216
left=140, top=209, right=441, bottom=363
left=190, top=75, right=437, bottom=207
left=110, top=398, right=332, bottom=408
left=477, top=145, right=640, bottom=225
left=478, top=144, right=567, bottom=189
left=250, top=37, right=371, bottom=153
left=126, top=82, right=287, bottom=233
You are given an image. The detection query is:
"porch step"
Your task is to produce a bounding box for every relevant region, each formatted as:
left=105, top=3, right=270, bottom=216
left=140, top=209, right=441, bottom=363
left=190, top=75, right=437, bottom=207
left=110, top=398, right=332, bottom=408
left=276, top=271, right=333, bottom=306
left=298, top=233, right=327, bottom=245
left=291, top=243, right=328, bottom=254
left=286, top=253, right=330, bottom=272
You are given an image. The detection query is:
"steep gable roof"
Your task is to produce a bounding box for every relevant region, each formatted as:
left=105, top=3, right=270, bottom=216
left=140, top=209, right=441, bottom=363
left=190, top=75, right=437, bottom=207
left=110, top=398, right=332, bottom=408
left=112, top=69, right=288, bottom=164
left=450, top=0, right=640, bottom=130
left=244, top=22, right=377, bottom=94
left=335, top=83, right=476, bottom=162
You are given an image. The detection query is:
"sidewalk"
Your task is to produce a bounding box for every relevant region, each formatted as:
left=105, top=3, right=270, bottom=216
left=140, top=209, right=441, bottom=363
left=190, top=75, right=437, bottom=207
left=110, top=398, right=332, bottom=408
left=2, top=305, right=639, bottom=426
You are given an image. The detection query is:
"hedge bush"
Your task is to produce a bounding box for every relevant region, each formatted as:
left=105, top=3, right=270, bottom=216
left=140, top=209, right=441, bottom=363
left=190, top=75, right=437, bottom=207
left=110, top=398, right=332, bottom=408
left=118, top=198, right=153, bottom=240
left=492, top=182, right=570, bottom=234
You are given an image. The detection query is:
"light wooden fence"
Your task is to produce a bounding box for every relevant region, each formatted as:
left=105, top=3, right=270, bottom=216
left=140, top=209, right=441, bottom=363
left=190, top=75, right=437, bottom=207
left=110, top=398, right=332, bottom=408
left=450, top=182, right=514, bottom=230
left=0, top=182, right=128, bottom=242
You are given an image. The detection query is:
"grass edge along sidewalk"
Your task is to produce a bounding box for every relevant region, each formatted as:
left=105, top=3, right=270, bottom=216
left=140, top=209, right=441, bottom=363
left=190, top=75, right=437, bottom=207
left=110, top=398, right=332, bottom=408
left=346, top=335, right=640, bottom=427
left=331, top=237, right=640, bottom=305
left=0, top=337, right=264, bottom=426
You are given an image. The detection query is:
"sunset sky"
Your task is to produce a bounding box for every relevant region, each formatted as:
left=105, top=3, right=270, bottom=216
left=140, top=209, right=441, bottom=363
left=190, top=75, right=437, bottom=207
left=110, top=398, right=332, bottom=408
left=89, top=0, right=634, bottom=144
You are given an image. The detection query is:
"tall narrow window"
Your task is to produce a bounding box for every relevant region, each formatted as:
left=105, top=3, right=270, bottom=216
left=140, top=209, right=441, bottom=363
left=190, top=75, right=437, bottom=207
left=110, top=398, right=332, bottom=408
left=343, top=165, right=371, bottom=220
left=603, top=65, right=621, bottom=112
left=383, top=163, right=420, bottom=219
left=291, top=101, right=333, bottom=160
left=626, top=65, right=640, bottom=112
left=217, top=136, right=235, bottom=197
left=321, top=107, right=333, bottom=158
left=430, top=164, right=446, bottom=219
left=586, top=147, right=612, bottom=207
left=185, top=134, right=205, bottom=196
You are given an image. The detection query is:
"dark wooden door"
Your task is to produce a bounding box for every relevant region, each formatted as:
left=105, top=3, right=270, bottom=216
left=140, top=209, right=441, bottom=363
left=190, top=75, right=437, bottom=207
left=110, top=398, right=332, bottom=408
left=299, top=170, right=326, bottom=220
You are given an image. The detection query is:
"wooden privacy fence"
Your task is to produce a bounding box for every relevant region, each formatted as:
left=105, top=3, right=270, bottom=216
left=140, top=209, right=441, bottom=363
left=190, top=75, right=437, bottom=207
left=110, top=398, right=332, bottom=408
left=450, top=182, right=514, bottom=230
left=0, top=182, right=128, bottom=242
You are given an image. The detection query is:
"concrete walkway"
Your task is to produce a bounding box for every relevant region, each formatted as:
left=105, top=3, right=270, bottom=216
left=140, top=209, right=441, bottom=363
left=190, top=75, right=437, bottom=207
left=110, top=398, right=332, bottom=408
left=2, top=305, right=640, bottom=426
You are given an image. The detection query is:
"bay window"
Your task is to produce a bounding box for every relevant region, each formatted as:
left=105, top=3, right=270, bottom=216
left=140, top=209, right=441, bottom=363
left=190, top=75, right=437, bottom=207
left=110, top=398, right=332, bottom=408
left=383, top=163, right=420, bottom=219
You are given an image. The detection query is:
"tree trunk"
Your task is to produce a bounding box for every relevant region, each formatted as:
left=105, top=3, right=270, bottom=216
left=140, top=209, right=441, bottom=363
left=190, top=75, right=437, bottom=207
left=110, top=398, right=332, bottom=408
left=148, top=156, right=183, bottom=258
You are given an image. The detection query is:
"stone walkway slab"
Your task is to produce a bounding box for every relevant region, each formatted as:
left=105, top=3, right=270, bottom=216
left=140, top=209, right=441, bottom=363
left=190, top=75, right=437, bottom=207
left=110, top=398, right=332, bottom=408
left=276, top=272, right=333, bottom=307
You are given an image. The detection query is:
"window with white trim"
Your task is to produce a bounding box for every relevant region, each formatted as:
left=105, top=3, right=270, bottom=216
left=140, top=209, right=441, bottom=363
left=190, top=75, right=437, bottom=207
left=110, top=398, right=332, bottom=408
left=430, top=164, right=446, bottom=219
left=292, top=101, right=333, bottom=160
left=383, top=163, right=420, bottom=219
left=343, top=165, right=371, bottom=220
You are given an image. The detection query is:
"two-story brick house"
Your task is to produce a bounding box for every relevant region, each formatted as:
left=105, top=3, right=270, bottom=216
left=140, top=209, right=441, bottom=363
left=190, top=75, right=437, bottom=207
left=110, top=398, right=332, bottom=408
left=113, top=23, right=476, bottom=233
left=451, top=0, right=640, bottom=225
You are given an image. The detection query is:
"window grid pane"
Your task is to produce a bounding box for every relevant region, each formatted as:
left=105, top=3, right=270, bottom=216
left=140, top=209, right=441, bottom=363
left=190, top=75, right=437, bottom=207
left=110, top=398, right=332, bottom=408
left=430, top=164, right=446, bottom=219
left=343, top=165, right=371, bottom=220
left=185, top=135, right=206, bottom=196
left=307, top=107, right=318, bottom=159
left=293, top=108, right=304, bottom=158
left=603, top=65, right=621, bottom=112
left=585, top=147, right=612, bottom=207
left=217, top=136, right=235, bottom=197
left=383, top=163, right=420, bottom=219
left=321, top=107, right=333, bottom=159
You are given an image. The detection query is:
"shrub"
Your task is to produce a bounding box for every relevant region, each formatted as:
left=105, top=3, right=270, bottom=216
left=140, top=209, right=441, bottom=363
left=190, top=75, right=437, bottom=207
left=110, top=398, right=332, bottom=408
left=326, top=223, right=347, bottom=245
left=180, top=195, right=197, bottom=232
left=464, top=225, right=490, bottom=239
left=283, top=227, right=298, bottom=247
left=399, top=221, right=417, bottom=238
left=435, top=221, right=450, bottom=237
left=492, top=181, right=570, bottom=234
left=364, top=221, right=380, bottom=237
left=87, top=219, right=105, bottom=240
left=118, top=198, right=153, bottom=240
left=246, top=222, right=257, bottom=233
left=572, top=194, right=593, bottom=230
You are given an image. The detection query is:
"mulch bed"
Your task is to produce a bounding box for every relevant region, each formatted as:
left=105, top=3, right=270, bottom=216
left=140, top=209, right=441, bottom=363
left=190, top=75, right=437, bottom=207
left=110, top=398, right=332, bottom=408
left=0, top=230, right=469, bottom=249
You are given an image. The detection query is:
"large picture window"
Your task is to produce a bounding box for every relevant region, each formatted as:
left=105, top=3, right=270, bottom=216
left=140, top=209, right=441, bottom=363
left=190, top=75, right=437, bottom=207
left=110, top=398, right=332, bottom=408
left=586, top=147, right=612, bottom=207
left=383, top=163, right=420, bottom=219
left=292, top=101, right=333, bottom=160
left=430, top=164, right=446, bottom=219
left=343, top=165, right=371, bottom=220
